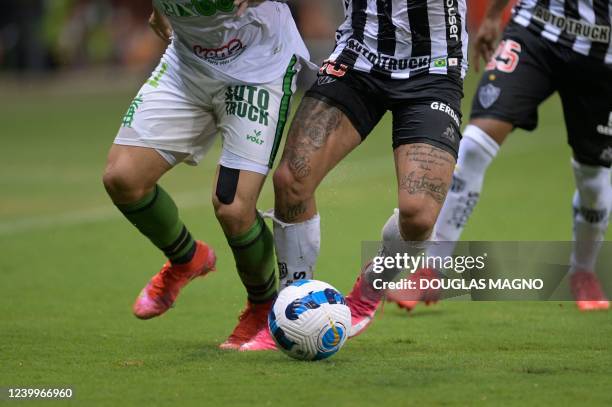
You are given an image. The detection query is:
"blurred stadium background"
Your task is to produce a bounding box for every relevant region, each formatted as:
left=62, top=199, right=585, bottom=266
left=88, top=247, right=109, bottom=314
left=1, top=1, right=611, bottom=406
left=0, top=0, right=510, bottom=76
left=0, top=0, right=342, bottom=73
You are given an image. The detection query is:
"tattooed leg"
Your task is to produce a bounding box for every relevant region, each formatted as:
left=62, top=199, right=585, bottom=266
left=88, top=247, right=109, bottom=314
left=394, top=143, right=456, bottom=241
left=271, top=97, right=362, bottom=287
left=273, top=97, right=362, bottom=223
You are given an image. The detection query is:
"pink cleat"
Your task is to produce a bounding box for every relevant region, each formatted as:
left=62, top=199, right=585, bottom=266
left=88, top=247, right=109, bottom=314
left=385, top=268, right=440, bottom=312
left=346, top=273, right=382, bottom=338
left=570, top=271, right=610, bottom=312
left=133, top=241, right=216, bottom=319
left=240, top=326, right=277, bottom=351
left=219, top=299, right=274, bottom=350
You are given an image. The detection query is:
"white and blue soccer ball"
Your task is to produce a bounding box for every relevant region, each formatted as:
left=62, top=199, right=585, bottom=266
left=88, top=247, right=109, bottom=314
left=268, top=280, right=351, bottom=361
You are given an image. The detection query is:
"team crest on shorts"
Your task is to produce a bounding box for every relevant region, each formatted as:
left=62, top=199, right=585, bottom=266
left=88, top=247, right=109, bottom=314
left=478, top=84, right=501, bottom=109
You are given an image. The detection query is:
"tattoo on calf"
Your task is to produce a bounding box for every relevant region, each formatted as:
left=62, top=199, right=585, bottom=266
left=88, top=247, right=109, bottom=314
left=285, top=98, right=342, bottom=179
left=278, top=202, right=307, bottom=223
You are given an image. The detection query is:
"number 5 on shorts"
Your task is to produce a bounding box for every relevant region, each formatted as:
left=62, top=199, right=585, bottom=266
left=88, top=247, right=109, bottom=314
left=486, top=40, right=522, bottom=73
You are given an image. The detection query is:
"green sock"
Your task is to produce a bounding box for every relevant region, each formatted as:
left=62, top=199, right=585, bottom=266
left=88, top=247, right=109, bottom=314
left=227, top=215, right=278, bottom=303
left=116, top=185, right=196, bottom=264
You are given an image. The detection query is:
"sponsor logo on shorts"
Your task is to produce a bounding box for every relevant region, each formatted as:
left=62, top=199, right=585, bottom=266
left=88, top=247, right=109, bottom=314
left=194, top=38, right=245, bottom=65
left=430, top=101, right=461, bottom=127
left=122, top=94, right=144, bottom=128
left=478, top=84, right=501, bottom=109
left=225, top=85, right=270, bottom=126
left=246, top=129, right=264, bottom=145
left=596, top=112, right=612, bottom=136
left=532, top=6, right=611, bottom=43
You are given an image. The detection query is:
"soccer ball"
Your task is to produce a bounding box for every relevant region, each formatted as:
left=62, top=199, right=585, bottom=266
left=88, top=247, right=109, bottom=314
left=268, top=280, right=351, bottom=361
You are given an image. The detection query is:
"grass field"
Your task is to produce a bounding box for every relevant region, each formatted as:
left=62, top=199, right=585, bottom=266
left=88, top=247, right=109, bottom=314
left=1, top=71, right=611, bottom=406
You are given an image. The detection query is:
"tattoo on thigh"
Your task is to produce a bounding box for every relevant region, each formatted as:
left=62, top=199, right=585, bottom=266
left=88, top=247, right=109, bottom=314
left=405, top=144, right=454, bottom=171
left=284, top=98, right=343, bottom=179
left=399, top=171, right=448, bottom=203
left=399, top=145, right=454, bottom=203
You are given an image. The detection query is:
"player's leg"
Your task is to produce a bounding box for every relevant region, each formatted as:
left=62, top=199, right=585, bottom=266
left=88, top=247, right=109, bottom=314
left=372, top=92, right=464, bottom=305
left=213, top=57, right=304, bottom=349
left=103, top=145, right=196, bottom=265
left=212, top=167, right=271, bottom=303
left=433, top=23, right=556, bottom=258
left=104, top=57, right=218, bottom=319
left=387, top=27, right=556, bottom=314
left=568, top=160, right=611, bottom=311
left=272, top=97, right=363, bottom=287
left=242, top=65, right=386, bottom=350
left=213, top=165, right=278, bottom=349
left=398, top=117, right=510, bottom=311
left=560, top=61, right=612, bottom=311
left=347, top=84, right=466, bottom=335
left=240, top=97, right=363, bottom=351
left=394, top=143, right=456, bottom=240
left=103, top=143, right=216, bottom=320
left=431, top=119, right=508, bottom=246
left=271, top=66, right=386, bottom=289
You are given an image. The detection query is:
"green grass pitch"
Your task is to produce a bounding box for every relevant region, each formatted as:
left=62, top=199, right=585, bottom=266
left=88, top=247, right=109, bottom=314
left=1, top=73, right=611, bottom=406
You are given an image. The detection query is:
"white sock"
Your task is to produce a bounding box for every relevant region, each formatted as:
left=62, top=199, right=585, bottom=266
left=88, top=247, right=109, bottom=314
left=267, top=211, right=321, bottom=289
left=433, top=124, right=500, bottom=257
left=362, top=209, right=430, bottom=297
left=570, top=159, right=611, bottom=274
left=381, top=208, right=430, bottom=255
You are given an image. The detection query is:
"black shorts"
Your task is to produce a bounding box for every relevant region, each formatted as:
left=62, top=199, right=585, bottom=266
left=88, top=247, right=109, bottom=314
left=471, top=22, right=612, bottom=167
left=305, top=64, right=464, bottom=158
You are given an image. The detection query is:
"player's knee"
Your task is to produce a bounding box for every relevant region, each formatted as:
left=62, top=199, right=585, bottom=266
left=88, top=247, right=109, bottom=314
left=102, top=167, right=151, bottom=203
left=273, top=164, right=313, bottom=204
left=577, top=182, right=608, bottom=210
left=213, top=195, right=254, bottom=235
left=397, top=200, right=437, bottom=241
left=272, top=164, right=295, bottom=197
left=573, top=160, right=612, bottom=211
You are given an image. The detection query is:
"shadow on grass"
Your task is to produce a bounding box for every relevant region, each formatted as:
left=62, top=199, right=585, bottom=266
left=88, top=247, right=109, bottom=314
left=176, top=340, right=355, bottom=368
